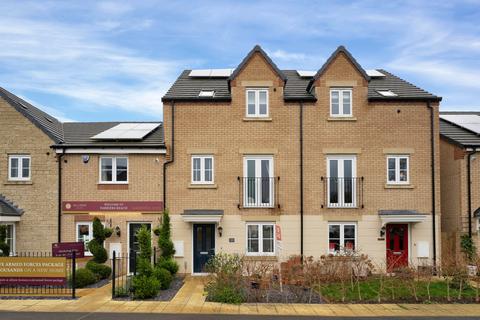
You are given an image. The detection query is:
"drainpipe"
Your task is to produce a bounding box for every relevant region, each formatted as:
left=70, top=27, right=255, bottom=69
left=467, top=150, right=475, bottom=238
left=299, top=101, right=304, bottom=259
left=427, top=102, right=437, bottom=266
left=163, top=102, right=175, bottom=209
left=57, top=148, right=65, bottom=243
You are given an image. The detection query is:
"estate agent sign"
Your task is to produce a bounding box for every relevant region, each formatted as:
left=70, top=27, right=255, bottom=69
left=52, top=242, right=85, bottom=259
left=0, top=257, right=67, bottom=286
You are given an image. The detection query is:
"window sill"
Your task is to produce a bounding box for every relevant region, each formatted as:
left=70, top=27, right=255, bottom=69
left=244, top=255, right=277, bottom=261
left=188, top=183, right=217, bottom=189
left=97, top=184, right=129, bottom=190
left=243, top=117, right=272, bottom=122
left=4, top=181, right=33, bottom=185
left=384, top=184, right=414, bottom=189
left=327, top=117, right=357, bottom=122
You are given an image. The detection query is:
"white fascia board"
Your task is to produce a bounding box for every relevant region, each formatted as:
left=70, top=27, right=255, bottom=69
left=380, top=214, right=427, bottom=226
left=0, top=216, right=21, bottom=222
left=181, top=215, right=223, bottom=223
left=55, top=148, right=166, bottom=154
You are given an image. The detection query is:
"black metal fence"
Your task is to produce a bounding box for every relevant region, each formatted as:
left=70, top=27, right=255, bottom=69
left=238, top=176, right=280, bottom=208
left=321, top=176, right=364, bottom=209
left=0, top=251, right=76, bottom=299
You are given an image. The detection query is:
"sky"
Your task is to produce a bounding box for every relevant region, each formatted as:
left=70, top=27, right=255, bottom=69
left=0, top=0, right=479, bottom=122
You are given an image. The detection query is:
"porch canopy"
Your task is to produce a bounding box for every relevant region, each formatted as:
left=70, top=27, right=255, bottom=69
left=378, top=210, right=426, bottom=226
left=0, top=194, right=24, bottom=222
left=181, top=209, right=223, bottom=223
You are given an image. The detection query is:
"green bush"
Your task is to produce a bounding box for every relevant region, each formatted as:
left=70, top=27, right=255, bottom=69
left=88, top=241, right=108, bottom=264
left=0, top=225, right=10, bottom=257
left=158, top=210, right=176, bottom=259
left=204, top=253, right=245, bottom=304
left=157, top=258, right=179, bottom=275
left=136, top=256, right=153, bottom=277
left=132, top=275, right=160, bottom=299
left=73, top=268, right=96, bottom=288
left=153, top=267, right=173, bottom=290
left=114, top=286, right=129, bottom=297
left=86, top=261, right=111, bottom=280
left=204, top=281, right=245, bottom=304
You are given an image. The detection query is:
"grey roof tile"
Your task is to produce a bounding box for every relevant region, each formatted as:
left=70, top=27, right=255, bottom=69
left=182, top=209, right=224, bottom=215
left=378, top=210, right=420, bottom=216
left=440, top=112, right=480, bottom=147
left=0, top=194, right=24, bottom=216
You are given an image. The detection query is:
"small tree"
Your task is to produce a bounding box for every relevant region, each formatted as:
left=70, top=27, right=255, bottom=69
left=85, top=218, right=112, bottom=280
left=158, top=209, right=175, bottom=259
left=132, top=225, right=159, bottom=299
left=0, top=225, right=10, bottom=257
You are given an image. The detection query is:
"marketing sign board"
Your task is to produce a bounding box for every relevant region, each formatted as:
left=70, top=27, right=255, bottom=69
left=52, top=242, right=85, bottom=259
left=0, top=257, right=67, bottom=286
left=62, top=201, right=164, bottom=212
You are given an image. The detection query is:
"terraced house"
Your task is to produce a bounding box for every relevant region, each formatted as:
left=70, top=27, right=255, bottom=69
left=162, top=45, right=442, bottom=273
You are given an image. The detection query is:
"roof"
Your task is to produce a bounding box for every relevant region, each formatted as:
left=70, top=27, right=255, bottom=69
left=182, top=209, right=224, bottom=216
left=0, top=194, right=24, bottom=216
left=56, top=122, right=165, bottom=148
left=440, top=112, right=480, bottom=148
left=0, top=87, right=64, bottom=143
left=378, top=210, right=420, bottom=216
left=307, top=45, right=370, bottom=91
left=229, top=45, right=287, bottom=82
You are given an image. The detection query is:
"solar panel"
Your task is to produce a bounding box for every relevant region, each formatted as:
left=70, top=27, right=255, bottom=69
left=297, top=70, right=316, bottom=77
left=91, top=123, right=161, bottom=140
left=189, top=69, right=233, bottom=77
left=366, top=69, right=386, bottom=77
left=440, top=115, right=480, bottom=135
left=377, top=90, right=398, bottom=97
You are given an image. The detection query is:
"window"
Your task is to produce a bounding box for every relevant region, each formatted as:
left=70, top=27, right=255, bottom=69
left=0, top=224, right=15, bottom=254
left=246, top=89, right=269, bottom=117
left=8, top=155, right=31, bottom=181
left=76, top=222, right=93, bottom=255
left=99, top=156, right=128, bottom=183
left=387, top=155, right=409, bottom=184
left=328, top=223, right=356, bottom=253
left=191, top=155, right=214, bottom=184
left=243, top=156, right=274, bottom=207
left=246, top=223, right=275, bottom=255
left=330, top=89, right=352, bottom=117
left=327, top=155, right=356, bottom=207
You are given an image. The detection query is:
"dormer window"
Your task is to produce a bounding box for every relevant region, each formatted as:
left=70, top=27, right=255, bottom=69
left=330, top=89, right=352, bottom=117
left=246, top=89, right=268, bottom=117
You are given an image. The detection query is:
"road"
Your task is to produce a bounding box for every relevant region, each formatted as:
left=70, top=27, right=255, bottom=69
left=0, top=313, right=479, bottom=320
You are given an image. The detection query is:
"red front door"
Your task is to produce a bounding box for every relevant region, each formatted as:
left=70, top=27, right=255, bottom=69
left=386, top=224, right=408, bottom=271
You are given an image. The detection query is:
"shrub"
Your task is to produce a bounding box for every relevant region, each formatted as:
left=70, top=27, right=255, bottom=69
left=157, top=258, right=179, bottom=275
left=204, top=253, right=245, bottom=304
left=0, top=225, right=10, bottom=257
left=153, top=267, right=173, bottom=290
left=73, top=268, right=96, bottom=288
left=114, top=286, right=129, bottom=297
left=136, top=256, right=153, bottom=277
left=461, top=234, right=477, bottom=264
left=204, top=281, right=245, bottom=304
left=158, top=209, right=175, bottom=259
left=87, top=218, right=111, bottom=264
left=86, top=261, right=111, bottom=280
left=132, top=275, right=160, bottom=299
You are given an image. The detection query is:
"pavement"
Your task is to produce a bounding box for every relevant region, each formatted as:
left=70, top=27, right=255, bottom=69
left=0, top=277, right=479, bottom=318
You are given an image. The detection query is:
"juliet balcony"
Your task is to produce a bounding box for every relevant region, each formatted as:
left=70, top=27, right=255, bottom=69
left=321, top=176, right=364, bottom=209
left=238, top=176, right=280, bottom=209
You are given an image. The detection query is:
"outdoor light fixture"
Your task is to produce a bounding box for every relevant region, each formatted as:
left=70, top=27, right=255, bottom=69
left=114, top=226, right=121, bottom=237
left=380, top=226, right=386, bottom=238
left=82, top=155, right=90, bottom=163
left=217, top=226, right=223, bottom=237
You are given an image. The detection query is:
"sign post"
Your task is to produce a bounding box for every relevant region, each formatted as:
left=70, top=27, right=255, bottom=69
left=275, top=224, right=283, bottom=292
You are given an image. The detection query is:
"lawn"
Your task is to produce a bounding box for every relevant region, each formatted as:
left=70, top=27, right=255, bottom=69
left=320, top=277, right=479, bottom=303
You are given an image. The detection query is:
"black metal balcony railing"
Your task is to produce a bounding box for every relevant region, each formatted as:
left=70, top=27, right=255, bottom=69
left=238, top=177, right=279, bottom=208
left=321, top=177, right=364, bottom=209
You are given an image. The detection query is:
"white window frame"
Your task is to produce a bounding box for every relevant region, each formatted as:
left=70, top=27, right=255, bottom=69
left=99, top=156, right=129, bottom=184
left=191, top=155, right=214, bottom=184
left=245, top=88, right=269, bottom=117
left=0, top=223, right=15, bottom=255
left=328, top=222, right=357, bottom=254
left=326, top=155, right=357, bottom=208
left=8, top=155, right=31, bottom=181
left=243, top=156, right=274, bottom=207
left=245, top=222, right=275, bottom=256
left=386, top=155, right=410, bottom=184
left=76, top=222, right=94, bottom=256
left=330, top=88, right=352, bottom=117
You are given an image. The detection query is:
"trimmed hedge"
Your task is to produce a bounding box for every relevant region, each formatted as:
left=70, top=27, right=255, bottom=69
left=86, top=261, right=111, bottom=280
left=153, top=267, right=173, bottom=290
left=157, top=258, right=179, bottom=275
left=132, top=275, right=160, bottom=299
left=74, top=268, right=96, bottom=288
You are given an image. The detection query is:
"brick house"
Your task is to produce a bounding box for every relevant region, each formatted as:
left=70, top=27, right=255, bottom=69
left=440, top=112, right=480, bottom=261
left=162, top=45, right=442, bottom=273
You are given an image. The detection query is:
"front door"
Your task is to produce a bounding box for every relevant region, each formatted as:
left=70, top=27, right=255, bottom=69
left=128, top=223, right=151, bottom=273
left=193, top=224, right=215, bottom=273
left=386, top=224, right=408, bottom=271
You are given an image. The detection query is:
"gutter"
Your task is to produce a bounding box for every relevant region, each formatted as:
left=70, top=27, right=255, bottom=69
left=163, top=102, right=175, bottom=208
left=467, top=150, right=476, bottom=238
left=427, top=102, right=437, bottom=266
left=57, top=147, right=65, bottom=243
left=299, top=101, right=304, bottom=259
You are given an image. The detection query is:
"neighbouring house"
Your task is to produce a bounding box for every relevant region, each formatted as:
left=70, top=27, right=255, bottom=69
left=440, top=112, right=480, bottom=261
left=0, top=87, right=62, bottom=253
left=161, top=45, right=442, bottom=273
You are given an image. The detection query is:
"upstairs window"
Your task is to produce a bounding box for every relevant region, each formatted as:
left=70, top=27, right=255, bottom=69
left=99, top=156, right=128, bottom=183
left=246, top=89, right=269, bottom=117
left=191, top=155, right=214, bottom=184
left=8, top=155, right=31, bottom=181
left=387, top=155, right=409, bottom=184
left=330, top=89, right=352, bottom=117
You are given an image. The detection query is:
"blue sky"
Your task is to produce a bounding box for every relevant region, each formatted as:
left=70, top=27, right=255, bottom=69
left=0, top=0, right=479, bottom=122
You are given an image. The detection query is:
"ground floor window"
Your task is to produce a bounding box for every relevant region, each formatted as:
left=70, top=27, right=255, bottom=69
left=0, top=223, right=15, bottom=254
left=328, top=222, right=356, bottom=253
left=246, top=223, right=275, bottom=255
left=76, top=222, right=93, bottom=255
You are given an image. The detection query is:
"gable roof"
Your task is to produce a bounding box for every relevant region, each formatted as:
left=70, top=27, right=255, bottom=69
left=229, top=45, right=287, bottom=83
left=440, top=112, right=480, bottom=148
left=306, top=46, right=370, bottom=92
left=0, top=87, right=64, bottom=143
left=0, top=194, right=24, bottom=217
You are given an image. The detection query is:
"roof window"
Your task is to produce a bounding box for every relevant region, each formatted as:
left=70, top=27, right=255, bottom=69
left=377, top=90, right=398, bottom=97
left=199, top=90, right=215, bottom=97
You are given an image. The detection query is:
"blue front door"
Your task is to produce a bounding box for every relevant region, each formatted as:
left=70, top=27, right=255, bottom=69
left=193, top=224, right=215, bottom=273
